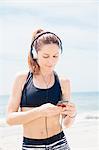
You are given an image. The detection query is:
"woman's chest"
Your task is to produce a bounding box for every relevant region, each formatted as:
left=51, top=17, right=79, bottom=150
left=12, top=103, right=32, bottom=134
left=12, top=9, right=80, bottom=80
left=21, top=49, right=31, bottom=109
left=25, top=83, right=61, bottom=107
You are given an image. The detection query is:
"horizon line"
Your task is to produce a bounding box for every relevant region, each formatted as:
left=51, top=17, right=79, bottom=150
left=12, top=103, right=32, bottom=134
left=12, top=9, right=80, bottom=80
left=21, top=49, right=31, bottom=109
left=0, top=91, right=99, bottom=96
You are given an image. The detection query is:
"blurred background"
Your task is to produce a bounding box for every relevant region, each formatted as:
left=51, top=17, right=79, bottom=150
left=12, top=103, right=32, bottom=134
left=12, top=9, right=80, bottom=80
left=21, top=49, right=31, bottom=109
left=0, top=0, right=98, bottom=95
left=0, top=0, right=99, bottom=116
left=0, top=0, right=99, bottom=149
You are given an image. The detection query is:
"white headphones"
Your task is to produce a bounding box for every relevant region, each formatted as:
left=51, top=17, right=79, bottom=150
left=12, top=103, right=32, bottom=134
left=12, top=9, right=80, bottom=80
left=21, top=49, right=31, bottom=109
left=30, top=31, right=63, bottom=59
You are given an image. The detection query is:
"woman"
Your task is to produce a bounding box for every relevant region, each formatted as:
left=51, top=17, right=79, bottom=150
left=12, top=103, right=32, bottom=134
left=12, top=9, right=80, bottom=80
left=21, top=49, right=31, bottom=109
left=6, top=29, right=77, bottom=150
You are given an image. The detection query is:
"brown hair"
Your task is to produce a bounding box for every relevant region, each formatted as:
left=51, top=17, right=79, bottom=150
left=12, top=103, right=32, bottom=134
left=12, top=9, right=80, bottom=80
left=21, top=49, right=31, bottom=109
left=28, top=29, right=62, bottom=75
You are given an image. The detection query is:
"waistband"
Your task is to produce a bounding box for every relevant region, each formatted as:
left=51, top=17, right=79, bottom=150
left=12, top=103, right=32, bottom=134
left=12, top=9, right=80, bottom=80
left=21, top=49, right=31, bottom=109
left=23, top=131, right=65, bottom=145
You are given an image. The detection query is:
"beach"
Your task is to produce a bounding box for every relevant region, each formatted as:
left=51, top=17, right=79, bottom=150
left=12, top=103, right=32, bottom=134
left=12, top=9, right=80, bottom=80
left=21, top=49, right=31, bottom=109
left=0, top=1, right=98, bottom=149
left=0, top=93, right=99, bottom=150
left=0, top=113, right=99, bottom=150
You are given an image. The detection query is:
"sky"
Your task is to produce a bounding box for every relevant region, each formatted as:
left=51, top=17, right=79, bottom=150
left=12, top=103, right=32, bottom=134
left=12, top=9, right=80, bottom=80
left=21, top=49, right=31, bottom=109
left=0, top=0, right=99, bottom=94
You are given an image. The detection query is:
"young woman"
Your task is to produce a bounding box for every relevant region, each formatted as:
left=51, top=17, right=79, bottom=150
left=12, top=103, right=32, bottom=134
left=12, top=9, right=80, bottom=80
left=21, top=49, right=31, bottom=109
left=6, top=29, right=77, bottom=150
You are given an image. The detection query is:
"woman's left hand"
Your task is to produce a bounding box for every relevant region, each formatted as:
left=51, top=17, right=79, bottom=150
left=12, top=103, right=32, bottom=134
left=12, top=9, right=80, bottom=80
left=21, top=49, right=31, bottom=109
left=61, top=102, right=77, bottom=118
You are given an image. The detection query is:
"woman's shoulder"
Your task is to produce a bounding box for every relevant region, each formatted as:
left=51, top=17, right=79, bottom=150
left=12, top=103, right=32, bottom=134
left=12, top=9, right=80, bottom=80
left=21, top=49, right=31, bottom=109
left=59, top=75, right=70, bottom=85
left=55, top=72, right=70, bottom=84
left=58, top=74, right=70, bottom=90
left=15, top=71, right=28, bottom=80
left=58, top=75, right=71, bottom=99
left=13, top=71, right=29, bottom=90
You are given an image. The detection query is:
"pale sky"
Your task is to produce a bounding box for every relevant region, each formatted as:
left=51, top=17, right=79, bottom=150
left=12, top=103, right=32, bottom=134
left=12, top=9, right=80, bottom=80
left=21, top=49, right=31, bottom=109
left=0, top=0, right=98, bottom=94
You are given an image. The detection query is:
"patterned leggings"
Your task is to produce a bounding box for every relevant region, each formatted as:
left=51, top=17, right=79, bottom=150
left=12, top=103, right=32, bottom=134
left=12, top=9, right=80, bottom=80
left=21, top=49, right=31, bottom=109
left=22, top=131, right=70, bottom=150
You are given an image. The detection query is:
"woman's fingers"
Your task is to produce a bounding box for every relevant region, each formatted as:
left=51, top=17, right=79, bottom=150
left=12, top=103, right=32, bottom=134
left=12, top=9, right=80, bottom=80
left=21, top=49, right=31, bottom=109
left=61, top=102, right=77, bottom=116
left=40, top=103, right=63, bottom=117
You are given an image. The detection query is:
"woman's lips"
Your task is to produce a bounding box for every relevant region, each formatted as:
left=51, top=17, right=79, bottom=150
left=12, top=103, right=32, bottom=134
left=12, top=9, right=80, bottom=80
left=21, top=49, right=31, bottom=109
left=46, top=65, right=53, bottom=68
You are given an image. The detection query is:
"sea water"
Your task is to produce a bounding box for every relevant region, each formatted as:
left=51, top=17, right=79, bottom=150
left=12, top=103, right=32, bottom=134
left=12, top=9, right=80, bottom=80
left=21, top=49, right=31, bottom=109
left=0, top=92, right=99, bottom=119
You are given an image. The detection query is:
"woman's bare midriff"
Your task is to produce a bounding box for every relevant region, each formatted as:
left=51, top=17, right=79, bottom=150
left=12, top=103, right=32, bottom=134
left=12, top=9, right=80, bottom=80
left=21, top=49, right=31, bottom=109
left=21, top=107, right=62, bottom=139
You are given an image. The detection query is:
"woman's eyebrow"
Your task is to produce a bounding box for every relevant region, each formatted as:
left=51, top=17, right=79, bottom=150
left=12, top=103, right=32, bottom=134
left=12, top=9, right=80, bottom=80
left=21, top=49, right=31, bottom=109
left=43, top=52, right=59, bottom=55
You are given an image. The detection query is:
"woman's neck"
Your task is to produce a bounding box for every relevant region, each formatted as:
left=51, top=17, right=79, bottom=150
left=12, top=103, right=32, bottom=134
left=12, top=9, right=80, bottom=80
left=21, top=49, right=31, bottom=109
left=40, top=69, right=54, bottom=79
left=33, top=70, right=54, bottom=89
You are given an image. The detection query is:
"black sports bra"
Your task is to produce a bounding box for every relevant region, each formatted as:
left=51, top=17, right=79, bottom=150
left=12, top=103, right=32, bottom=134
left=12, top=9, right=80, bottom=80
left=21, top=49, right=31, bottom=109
left=20, top=71, right=62, bottom=107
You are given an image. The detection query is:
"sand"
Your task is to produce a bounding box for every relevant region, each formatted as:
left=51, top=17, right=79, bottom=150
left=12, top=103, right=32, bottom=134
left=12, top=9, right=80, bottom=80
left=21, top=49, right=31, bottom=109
left=0, top=116, right=99, bottom=150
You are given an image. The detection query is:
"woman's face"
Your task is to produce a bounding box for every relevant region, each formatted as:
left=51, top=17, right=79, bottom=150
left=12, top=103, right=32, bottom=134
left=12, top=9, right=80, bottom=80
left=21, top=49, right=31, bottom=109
left=37, top=44, right=60, bottom=72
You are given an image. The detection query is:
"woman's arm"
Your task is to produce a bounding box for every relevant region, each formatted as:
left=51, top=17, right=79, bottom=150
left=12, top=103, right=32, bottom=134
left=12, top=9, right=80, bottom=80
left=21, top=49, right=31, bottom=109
left=6, top=73, right=42, bottom=125
left=62, top=102, right=77, bottom=128
left=6, top=73, right=62, bottom=126
left=60, top=78, right=77, bottom=128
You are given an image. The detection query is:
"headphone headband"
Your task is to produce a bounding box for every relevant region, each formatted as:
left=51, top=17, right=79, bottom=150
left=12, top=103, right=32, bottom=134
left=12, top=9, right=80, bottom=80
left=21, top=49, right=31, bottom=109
left=30, top=31, right=63, bottom=58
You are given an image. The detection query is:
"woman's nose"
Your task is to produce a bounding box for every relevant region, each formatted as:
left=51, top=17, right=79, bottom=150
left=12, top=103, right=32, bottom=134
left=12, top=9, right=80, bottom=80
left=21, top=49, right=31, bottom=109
left=47, top=58, right=54, bottom=65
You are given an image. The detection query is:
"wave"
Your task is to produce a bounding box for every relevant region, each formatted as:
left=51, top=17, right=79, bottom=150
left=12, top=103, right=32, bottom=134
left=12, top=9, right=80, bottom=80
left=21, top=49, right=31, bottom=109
left=75, top=111, right=99, bottom=123
left=0, top=118, right=7, bottom=127
left=85, top=116, right=99, bottom=120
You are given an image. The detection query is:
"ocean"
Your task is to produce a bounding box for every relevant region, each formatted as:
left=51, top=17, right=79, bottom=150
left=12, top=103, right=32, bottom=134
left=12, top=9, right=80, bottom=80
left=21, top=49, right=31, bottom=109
left=0, top=92, right=99, bottom=119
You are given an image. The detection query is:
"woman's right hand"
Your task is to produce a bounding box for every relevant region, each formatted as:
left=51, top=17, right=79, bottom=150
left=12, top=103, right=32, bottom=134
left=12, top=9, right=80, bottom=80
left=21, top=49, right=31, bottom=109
left=39, top=103, right=63, bottom=117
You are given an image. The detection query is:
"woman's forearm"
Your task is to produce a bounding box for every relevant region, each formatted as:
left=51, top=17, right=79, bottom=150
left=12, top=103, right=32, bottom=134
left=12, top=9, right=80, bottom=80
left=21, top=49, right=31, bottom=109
left=6, top=107, right=42, bottom=125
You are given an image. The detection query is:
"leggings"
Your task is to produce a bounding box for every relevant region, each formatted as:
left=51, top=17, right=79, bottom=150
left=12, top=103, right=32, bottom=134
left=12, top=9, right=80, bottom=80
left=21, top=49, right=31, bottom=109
left=22, top=131, right=70, bottom=150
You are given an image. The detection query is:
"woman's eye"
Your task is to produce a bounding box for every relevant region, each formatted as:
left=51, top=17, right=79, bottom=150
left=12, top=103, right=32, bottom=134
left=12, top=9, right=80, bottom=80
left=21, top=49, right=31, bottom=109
left=53, top=56, right=58, bottom=58
left=43, top=56, right=58, bottom=58
left=43, top=56, right=49, bottom=58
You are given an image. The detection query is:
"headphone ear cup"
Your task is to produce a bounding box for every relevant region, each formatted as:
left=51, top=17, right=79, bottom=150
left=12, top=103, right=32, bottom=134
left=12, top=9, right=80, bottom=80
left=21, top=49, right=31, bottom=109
left=32, top=48, right=38, bottom=59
